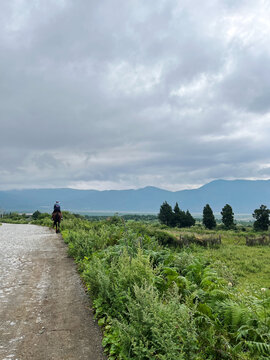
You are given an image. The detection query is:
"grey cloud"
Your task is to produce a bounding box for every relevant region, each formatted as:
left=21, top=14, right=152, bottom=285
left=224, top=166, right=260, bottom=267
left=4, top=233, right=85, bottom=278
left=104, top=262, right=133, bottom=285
left=218, top=52, right=270, bottom=113
left=259, top=167, right=270, bottom=176
left=0, top=0, right=270, bottom=190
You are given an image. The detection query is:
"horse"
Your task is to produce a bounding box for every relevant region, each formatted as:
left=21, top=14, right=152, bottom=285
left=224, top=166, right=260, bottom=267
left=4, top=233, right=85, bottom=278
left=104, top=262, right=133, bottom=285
left=52, top=211, right=62, bottom=233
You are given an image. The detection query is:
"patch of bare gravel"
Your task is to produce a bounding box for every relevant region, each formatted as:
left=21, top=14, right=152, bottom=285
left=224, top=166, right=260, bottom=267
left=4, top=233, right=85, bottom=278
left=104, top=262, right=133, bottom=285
left=0, top=223, right=106, bottom=360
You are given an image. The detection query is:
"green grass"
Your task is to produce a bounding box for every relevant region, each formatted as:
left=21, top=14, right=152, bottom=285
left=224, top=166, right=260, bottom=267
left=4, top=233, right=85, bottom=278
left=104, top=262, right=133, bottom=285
left=199, top=245, right=270, bottom=289
left=164, top=226, right=270, bottom=290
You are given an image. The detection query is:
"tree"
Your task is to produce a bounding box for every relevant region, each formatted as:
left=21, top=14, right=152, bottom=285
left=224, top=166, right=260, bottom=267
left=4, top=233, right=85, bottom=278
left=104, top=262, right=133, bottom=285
left=203, top=204, right=216, bottom=229
left=173, top=202, right=185, bottom=227
left=221, top=204, right=235, bottom=229
left=32, top=210, right=41, bottom=220
left=158, top=201, right=174, bottom=226
left=173, top=203, right=195, bottom=228
left=185, top=210, right=195, bottom=227
left=253, top=205, right=270, bottom=231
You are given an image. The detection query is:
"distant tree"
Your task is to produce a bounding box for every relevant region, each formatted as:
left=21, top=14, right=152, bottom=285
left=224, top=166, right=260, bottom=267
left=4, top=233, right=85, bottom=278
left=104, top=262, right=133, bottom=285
left=172, top=202, right=180, bottom=227
left=172, top=202, right=184, bottom=227
left=32, top=210, right=41, bottom=220
left=253, top=205, right=270, bottom=231
left=158, top=201, right=174, bottom=226
left=203, top=204, right=216, bottom=229
left=221, top=204, right=235, bottom=229
left=185, top=210, right=195, bottom=227
left=172, top=203, right=195, bottom=228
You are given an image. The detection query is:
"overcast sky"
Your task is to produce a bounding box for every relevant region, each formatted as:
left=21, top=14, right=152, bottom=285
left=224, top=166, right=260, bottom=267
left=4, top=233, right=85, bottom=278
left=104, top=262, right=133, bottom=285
left=1, top=0, right=270, bottom=191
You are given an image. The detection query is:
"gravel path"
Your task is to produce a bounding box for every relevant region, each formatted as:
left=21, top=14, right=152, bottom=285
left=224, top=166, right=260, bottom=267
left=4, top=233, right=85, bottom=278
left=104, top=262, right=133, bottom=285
left=0, top=223, right=106, bottom=360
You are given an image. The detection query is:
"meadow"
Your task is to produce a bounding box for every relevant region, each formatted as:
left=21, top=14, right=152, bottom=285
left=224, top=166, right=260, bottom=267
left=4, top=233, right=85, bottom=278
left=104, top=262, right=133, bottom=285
left=1, top=212, right=270, bottom=359
left=166, top=226, right=270, bottom=290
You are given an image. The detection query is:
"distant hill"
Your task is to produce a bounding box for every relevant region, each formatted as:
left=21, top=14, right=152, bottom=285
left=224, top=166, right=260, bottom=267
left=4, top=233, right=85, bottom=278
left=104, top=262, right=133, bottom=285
left=0, top=179, right=270, bottom=214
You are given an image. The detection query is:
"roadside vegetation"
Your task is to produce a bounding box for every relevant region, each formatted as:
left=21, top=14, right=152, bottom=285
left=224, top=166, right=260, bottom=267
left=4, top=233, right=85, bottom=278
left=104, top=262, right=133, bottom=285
left=1, top=209, right=269, bottom=359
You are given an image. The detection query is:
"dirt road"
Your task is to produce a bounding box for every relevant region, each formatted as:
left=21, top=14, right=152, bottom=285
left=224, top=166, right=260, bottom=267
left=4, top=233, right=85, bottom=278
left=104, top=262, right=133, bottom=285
left=0, top=223, right=106, bottom=360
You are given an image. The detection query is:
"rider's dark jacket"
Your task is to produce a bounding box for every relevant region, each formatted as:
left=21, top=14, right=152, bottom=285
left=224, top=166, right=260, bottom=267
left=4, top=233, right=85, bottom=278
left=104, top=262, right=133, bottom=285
left=53, top=204, right=61, bottom=212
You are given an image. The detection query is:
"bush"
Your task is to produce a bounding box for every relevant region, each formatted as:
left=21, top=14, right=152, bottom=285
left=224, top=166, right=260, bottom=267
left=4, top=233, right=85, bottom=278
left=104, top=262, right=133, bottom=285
left=116, top=284, right=199, bottom=360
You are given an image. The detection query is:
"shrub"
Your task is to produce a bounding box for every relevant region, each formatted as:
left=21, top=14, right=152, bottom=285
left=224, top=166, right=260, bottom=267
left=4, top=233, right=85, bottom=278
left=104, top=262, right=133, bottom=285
left=116, top=284, right=199, bottom=360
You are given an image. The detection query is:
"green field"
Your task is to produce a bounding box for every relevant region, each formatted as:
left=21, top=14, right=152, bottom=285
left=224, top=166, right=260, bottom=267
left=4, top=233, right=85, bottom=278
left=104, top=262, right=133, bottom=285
left=166, top=227, right=270, bottom=290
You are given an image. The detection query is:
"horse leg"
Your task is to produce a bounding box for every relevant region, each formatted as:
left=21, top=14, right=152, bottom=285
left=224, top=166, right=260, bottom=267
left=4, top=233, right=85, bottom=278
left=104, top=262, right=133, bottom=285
left=57, top=221, right=60, bottom=233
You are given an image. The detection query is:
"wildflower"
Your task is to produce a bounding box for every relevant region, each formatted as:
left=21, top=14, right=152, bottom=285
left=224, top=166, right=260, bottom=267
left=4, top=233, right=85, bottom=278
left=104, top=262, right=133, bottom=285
left=228, top=282, right=233, bottom=287
left=261, top=288, right=266, bottom=292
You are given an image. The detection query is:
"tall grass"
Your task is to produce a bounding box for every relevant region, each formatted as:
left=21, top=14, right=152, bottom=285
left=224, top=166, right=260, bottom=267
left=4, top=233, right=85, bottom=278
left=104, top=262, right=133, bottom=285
left=59, top=216, right=270, bottom=359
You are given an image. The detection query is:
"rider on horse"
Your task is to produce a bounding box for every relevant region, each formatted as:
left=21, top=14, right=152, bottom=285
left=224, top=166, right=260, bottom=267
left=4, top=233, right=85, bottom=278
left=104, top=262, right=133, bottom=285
left=52, top=201, right=63, bottom=232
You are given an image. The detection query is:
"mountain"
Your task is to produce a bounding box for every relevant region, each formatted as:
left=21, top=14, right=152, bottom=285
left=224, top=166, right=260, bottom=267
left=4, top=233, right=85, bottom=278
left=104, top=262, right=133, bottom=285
left=0, top=179, right=269, bottom=213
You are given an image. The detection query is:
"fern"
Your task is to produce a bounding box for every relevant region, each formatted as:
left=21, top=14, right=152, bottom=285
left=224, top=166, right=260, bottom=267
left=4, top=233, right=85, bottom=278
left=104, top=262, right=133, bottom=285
left=234, top=340, right=270, bottom=356
left=217, top=301, right=252, bottom=331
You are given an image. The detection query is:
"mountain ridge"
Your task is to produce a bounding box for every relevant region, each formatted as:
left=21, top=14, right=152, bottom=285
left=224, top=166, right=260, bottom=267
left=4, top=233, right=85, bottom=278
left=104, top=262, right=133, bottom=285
left=0, top=179, right=269, bottom=213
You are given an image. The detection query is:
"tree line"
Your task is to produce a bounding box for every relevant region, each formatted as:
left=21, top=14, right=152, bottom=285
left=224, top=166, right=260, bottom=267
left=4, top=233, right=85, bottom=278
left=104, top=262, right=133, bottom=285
left=158, top=202, right=270, bottom=231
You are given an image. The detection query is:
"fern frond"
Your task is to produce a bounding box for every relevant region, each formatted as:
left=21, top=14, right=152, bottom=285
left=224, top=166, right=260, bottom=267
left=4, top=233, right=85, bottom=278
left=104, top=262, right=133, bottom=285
left=218, top=301, right=251, bottom=330
left=245, top=340, right=270, bottom=355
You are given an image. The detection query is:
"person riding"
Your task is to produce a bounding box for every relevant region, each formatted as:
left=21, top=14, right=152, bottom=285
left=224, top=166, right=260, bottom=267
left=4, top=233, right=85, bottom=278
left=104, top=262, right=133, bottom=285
left=52, top=201, right=63, bottom=232
left=53, top=201, right=61, bottom=213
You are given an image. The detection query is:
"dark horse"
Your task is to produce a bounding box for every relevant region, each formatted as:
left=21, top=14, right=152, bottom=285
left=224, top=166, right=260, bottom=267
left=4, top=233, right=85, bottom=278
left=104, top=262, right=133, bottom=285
left=52, top=211, right=62, bottom=233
